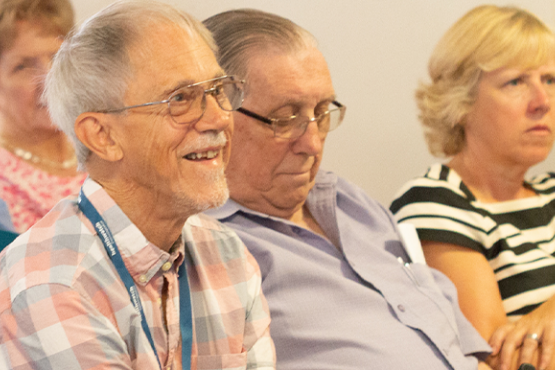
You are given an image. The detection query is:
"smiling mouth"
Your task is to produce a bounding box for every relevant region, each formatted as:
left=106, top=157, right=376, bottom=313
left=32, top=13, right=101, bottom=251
left=184, top=150, right=219, bottom=160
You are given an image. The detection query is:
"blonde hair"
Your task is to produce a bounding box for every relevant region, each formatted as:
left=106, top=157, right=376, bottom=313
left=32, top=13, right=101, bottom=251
left=45, top=0, right=215, bottom=167
left=417, top=5, right=555, bottom=157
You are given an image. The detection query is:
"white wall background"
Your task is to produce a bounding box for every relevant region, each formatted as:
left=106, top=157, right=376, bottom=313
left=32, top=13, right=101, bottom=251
left=71, top=0, right=555, bottom=206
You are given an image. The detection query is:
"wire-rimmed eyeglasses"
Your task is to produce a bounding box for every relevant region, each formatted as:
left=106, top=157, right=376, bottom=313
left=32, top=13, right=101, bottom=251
left=98, top=75, right=244, bottom=125
left=236, top=100, right=346, bottom=139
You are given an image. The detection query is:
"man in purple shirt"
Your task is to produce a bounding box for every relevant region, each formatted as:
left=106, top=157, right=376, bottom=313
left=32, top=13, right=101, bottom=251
left=204, top=9, right=493, bottom=370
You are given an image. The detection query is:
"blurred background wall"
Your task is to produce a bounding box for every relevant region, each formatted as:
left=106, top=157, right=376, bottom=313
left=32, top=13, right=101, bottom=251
left=71, top=0, right=555, bottom=206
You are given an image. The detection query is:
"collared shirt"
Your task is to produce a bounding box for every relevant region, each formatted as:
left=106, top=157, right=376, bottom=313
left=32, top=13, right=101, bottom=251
left=205, top=170, right=490, bottom=370
left=0, top=178, right=275, bottom=370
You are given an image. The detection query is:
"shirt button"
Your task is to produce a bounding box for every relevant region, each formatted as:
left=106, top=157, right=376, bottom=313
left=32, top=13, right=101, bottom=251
left=398, top=304, right=406, bottom=312
left=138, top=275, right=147, bottom=283
left=162, top=261, right=172, bottom=272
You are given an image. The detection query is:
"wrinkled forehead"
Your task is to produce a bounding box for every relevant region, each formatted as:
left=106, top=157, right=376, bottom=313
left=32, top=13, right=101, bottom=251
left=244, top=46, right=335, bottom=104
left=128, top=23, right=202, bottom=67
left=127, top=24, right=219, bottom=93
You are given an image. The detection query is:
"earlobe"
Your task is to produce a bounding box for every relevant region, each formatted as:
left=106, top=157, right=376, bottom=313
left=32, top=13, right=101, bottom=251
left=74, top=113, right=124, bottom=162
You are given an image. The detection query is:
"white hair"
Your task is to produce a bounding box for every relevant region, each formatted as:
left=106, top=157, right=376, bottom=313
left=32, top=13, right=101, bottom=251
left=44, top=0, right=216, bottom=168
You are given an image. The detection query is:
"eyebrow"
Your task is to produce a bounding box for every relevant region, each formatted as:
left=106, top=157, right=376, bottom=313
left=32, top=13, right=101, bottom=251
left=158, top=80, right=195, bottom=100
left=10, top=50, right=59, bottom=64
left=268, top=94, right=338, bottom=114
left=159, top=70, right=228, bottom=99
left=11, top=57, right=38, bottom=66
left=321, top=95, right=338, bottom=104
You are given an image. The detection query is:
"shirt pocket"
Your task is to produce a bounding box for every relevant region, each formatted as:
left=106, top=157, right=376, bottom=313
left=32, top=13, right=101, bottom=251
left=193, top=352, right=247, bottom=370
left=408, top=262, right=439, bottom=289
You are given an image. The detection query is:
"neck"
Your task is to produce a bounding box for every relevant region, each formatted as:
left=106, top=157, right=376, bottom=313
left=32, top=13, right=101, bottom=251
left=0, top=126, right=78, bottom=177
left=235, top=194, right=337, bottom=248
left=290, top=204, right=334, bottom=246
left=448, top=151, right=535, bottom=202
left=91, top=166, right=189, bottom=252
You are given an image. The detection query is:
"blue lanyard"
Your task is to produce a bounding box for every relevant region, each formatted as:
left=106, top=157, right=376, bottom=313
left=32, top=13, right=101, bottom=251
left=77, top=189, right=193, bottom=370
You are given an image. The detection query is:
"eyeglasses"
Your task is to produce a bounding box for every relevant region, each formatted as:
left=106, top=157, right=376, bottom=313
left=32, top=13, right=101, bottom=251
left=98, top=75, right=244, bottom=125
left=236, top=100, right=346, bottom=139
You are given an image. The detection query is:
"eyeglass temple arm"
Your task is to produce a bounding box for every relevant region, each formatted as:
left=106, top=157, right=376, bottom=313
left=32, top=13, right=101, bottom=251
left=99, top=99, right=169, bottom=114
left=236, top=107, right=274, bottom=125
left=237, top=100, right=344, bottom=125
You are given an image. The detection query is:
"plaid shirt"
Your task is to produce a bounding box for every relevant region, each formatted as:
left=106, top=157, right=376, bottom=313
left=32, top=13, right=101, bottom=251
left=0, top=179, right=275, bottom=370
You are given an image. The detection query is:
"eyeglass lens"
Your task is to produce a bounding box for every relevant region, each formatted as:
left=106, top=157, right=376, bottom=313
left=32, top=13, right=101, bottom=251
left=168, top=78, right=243, bottom=124
left=274, top=104, right=344, bottom=139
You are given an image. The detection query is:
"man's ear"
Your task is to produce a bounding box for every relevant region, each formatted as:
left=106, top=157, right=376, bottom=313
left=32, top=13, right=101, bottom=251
left=74, top=112, right=124, bottom=162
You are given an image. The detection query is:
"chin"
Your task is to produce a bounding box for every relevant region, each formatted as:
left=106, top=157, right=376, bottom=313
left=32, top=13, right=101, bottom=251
left=192, top=176, right=230, bottom=213
left=172, top=167, right=230, bottom=215
left=521, top=149, right=553, bottom=167
left=196, top=185, right=230, bottom=212
left=174, top=185, right=229, bottom=216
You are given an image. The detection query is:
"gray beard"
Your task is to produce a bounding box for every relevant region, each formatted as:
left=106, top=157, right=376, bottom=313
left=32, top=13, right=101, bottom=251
left=176, top=165, right=229, bottom=214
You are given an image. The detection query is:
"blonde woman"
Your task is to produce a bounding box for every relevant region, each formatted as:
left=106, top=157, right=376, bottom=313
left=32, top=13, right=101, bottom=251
left=391, top=5, right=555, bottom=370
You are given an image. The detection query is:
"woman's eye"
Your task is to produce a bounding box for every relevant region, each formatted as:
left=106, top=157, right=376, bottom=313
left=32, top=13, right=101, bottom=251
left=12, top=60, right=42, bottom=74
left=544, top=75, right=555, bottom=85
left=13, top=64, right=27, bottom=72
left=506, top=78, right=522, bottom=86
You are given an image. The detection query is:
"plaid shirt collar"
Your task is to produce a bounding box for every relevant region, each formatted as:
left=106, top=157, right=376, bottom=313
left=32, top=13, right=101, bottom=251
left=80, top=178, right=184, bottom=285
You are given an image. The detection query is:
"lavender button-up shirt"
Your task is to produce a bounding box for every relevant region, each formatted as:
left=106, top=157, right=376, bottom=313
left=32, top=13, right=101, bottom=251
left=205, top=170, right=490, bottom=370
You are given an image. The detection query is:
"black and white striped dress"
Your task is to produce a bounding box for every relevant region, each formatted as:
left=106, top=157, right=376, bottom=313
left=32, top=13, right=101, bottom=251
left=390, top=163, right=555, bottom=319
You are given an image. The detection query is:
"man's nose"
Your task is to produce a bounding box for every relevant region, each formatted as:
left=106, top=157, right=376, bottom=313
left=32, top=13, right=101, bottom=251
left=291, top=119, right=323, bottom=155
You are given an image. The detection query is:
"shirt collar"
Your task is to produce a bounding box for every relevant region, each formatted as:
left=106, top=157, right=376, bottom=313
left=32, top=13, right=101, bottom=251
left=80, top=178, right=184, bottom=285
left=203, top=197, right=243, bottom=220
left=311, top=170, right=337, bottom=190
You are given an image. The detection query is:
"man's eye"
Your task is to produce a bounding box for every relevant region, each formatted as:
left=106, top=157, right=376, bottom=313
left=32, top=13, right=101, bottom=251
left=273, top=118, right=294, bottom=129
left=172, top=93, right=185, bottom=102
left=315, top=108, right=328, bottom=117
left=171, top=89, right=196, bottom=103
left=212, top=83, right=224, bottom=95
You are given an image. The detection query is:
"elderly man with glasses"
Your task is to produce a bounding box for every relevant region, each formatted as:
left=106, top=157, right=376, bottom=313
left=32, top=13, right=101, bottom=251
left=0, top=1, right=275, bottom=369
left=204, top=9, right=493, bottom=370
